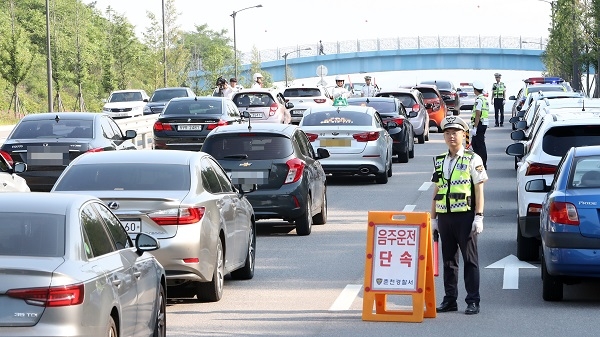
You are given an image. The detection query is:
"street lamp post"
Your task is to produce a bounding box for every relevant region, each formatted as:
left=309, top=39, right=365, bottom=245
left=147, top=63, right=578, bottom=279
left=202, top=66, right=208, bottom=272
left=282, top=48, right=311, bottom=87
left=231, top=4, right=263, bottom=79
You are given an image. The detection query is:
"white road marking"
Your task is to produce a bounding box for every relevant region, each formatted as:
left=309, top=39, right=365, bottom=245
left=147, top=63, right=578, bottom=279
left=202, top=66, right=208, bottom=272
left=418, top=182, right=433, bottom=191
left=402, top=205, right=416, bottom=212
left=329, top=284, right=362, bottom=311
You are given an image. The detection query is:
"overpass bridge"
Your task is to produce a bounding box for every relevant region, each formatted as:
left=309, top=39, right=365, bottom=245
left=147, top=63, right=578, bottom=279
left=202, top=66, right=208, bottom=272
left=229, top=35, right=547, bottom=82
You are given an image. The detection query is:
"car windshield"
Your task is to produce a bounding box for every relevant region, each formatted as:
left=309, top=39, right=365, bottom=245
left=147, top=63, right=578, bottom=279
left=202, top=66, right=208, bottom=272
left=0, top=213, right=65, bottom=257
left=53, top=163, right=191, bottom=191
left=10, top=119, right=94, bottom=139
left=347, top=100, right=396, bottom=113
left=233, top=93, right=275, bottom=108
left=302, top=110, right=373, bottom=126
left=162, top=100, right=222, bottom=115
left=150, top=89, right=190, bottom=102
left=460, top=87, right=474, bottom=93
left=422, top=81, right=451, bottom=90
left=283, top=88, right=322, bottom=97
left=109, top=91, right=143, bottom=102
left=571, top=155, right=600, bottom=188
left=203, top=134, right=293, bottom=160
left=543, top=125, right=600, bottom=157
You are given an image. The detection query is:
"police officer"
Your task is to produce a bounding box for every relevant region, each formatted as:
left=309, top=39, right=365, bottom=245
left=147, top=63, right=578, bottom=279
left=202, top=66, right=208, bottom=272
left=252, top=73, right=263, bottom=89
left=361, top=75, right=377, bottom=97
left=470, top=81, right=489, bottom=169
left=492, top=73, right=506, bottom=127
left=431, top=115, right=488, bottom=315
left=330, top=75, right=350, bottom=99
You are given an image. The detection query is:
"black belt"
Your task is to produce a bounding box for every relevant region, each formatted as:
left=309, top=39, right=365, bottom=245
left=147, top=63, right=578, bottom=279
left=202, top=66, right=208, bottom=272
left=435, top=193, right=466, bottom=200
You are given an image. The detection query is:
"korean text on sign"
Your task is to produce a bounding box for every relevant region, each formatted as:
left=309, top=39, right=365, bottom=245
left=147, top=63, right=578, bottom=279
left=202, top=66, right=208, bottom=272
left=371, top=225, right=420, bottom=292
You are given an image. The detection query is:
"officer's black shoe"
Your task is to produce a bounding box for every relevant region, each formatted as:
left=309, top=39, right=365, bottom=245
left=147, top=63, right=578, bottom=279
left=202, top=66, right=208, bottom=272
left=436, top=301, right=458, bottom=312
left=500, top=123, right=504, bottom=127
left=465, top=303, right=480, bottom=315
left=495, top=123, right=499, bottom=127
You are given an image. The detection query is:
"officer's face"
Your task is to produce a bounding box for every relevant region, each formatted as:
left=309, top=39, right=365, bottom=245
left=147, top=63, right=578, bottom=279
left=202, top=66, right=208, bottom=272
left=495, top=76, right=501, bottom=81
left=336, top=80, right=344, bottom=86
left=443, top=128, right=464, bottom=146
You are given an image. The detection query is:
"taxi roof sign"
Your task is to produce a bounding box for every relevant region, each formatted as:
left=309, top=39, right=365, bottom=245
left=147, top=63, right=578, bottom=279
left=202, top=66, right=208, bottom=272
left=333, top=97, right=348, bottom=106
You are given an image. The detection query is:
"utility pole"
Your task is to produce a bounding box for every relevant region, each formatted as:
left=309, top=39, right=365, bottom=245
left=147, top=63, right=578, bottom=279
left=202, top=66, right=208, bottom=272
left=162, top=0, right=167, bottom=87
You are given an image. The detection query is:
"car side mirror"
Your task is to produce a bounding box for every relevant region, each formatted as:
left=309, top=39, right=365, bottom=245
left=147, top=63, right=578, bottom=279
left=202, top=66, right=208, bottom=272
left=13, top=162, right=27, bottom=174
left=510, top=130, right=526, bottom=141
left=101, top=98, right=108, bottom=103
left=143, top=98, right=149, bottom=103
left=285, top=102, right=294, bottom=109
left=124, top=130, right=137, bottom=140
left=135, top=233, right=160, bottom=256
left=236, top=183, right=257, bottom=195
left=425, top=103, right=433, bottom=109
left=385, top=121, right=398, bottom=129
left=240, top=111, right=251, bottom=119
left=516, top=105, right=522, bottom=111
left=315, top=148, right=330, bottom=160
left=525, top=179, right=551, bottom=192
left=509, top=95, right=516, bottom=100
left=456, top=88, right=462, bottom=92
left=508, top=116, right=520, bottom=124
left=408, top=111, right=418, bottom=118
left=517, top=110, right=526, bottom=118
left=505, top=142, right=525, bottom=156
left=515, top=120, right=527, bottom=130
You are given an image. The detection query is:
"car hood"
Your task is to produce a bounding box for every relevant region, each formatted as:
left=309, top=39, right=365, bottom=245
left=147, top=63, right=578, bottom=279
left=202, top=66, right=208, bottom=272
left=103, top=101, right=146, bottom=109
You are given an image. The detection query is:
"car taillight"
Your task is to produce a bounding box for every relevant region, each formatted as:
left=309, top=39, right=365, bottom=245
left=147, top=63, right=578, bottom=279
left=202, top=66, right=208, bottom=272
left=269, top=103, right=278, bottom=116
left=306, top=133, right=318, bottom=142
left=393, top=117, right=404, bottom=125
left=7, top=284, right=84, bottom=307
left=285, top=158, right=305, bottom=184
left=207, top=120, right=228, bottom=130
left=527, top=203, right=542, bottom=216
left=86, top=147, right=104, bottom=153
left=525, top=162, right=557, bottom=176
left=154, top=121, right=172, bottom=131
left=0, top=150, right=14, bottom=166
left=549, top=201, right=579, bottom=225
left=411, top=104, right=420, bottom=112
left=353, top=131, right=380, bottom=142
left=314, top=98, right=326, bottom=103
left=149, top=207, right=205, bottom=225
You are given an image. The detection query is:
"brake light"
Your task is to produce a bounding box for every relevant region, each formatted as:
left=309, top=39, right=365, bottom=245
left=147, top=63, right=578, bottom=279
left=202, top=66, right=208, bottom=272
left=7, top=284, right=84, bottom=307
left=149, top=207, right=205, bottom=225
left=269, top=103, right=278, bottom=116
left=285, top=158, right=304, bottom=184
left=154, top=121, right=172, bottom=131
left=353, top=131, right=380, bottom=142
left=0, top=150, right=14, bottom=166
left=527, top=203, right=543, bottom=216
left=549, top=201, right=579, bottom=225
left=306, top=133, right=318, bottom=142
left=207, top=120, right=228, bottom=130
left=525, top=162, right=557, bottom=176
left=314, top=98, right=327, bottom=103
left=393, top=117, right=404, bottom=125
left=411, top=104, right=420, bottom=111
left=86, top=147, right=104, bottom=153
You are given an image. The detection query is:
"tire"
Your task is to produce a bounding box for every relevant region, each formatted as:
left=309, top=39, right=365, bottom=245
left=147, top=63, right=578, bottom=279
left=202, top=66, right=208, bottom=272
left=230, top=223, right=256, bottom=280
left=437, top=126, right=443, bottom=133
left=453, top=110, right=459, bottom=116
left=514, top=156, right=519, bottom=171
left=517, top=225, right=540, bottom=261
left=408, top=137, right=415, bottom=158
left=375, top=168, right=389, bottom=184
left=153, top=285, right=166, bottom=337
left=417, top=134, right=425, bottom=144
left=196, top=238, right=224, bottom=302
left=424, top=130, right=429, bottom=141
left=398, top=149, right=409, bottom=163
left=295, top=197, right=312, bottom=236
left=312, top=189, right=327, bottom=225
left=387, top=160, right=393, bottom=177
left=542, top=254, right=563, bottom=301
left=108, top=316, right=117, bottom=337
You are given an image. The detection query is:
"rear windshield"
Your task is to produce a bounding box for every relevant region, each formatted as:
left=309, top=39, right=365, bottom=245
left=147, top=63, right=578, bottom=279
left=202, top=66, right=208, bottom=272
left=571, top=155, right=600, bottom=188
left=416, top=89, right=439, bottom=99
left=109, top=91, right=143, bottom=102
left=0, top=213, right=65, bottom=257
left=528, top=85, right=565, bottom=93
left=233, top=93, right=275, bottom=107
left=11, top=119, right=94, bottom=139
left=421, top=81, right=451, bottom=90
left=53, top=163, right=191, bottom=191
left=347, top=101, right=397, bottom=113
left=543, top=125, right=600, bottom=157
left=377, top=94, right=417, bottom=108
left=283, top=88, right=321, bottom=97
left=163, top=100, right=222, bottom=115
left=151, top=89, right=190, bottom=102
left=302, top=111, right=373, bottom=126
left=203, top=134, right=293, bottom=160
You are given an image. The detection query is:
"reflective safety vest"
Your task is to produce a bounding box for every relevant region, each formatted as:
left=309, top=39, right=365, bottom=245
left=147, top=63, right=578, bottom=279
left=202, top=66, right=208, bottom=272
left=492, top=82, right=505, bottom=98
left=433, top=152, right=475, bottom=213
left=471, top=94, right=489, bottom=125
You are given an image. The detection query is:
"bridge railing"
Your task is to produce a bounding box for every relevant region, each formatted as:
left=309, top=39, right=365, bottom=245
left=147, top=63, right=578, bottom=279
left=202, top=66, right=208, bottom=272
left=241, top=35, right=547, bottom=64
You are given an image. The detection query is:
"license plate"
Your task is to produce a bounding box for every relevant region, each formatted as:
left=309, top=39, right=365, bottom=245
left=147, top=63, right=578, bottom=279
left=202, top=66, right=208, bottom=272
left=250, top=113, right=263, bottom=118
left=27, top=146, right=69, bottom=166
left=121, top=219, right=142, bottom=233
left=178, top=125, right=203, bottom=131
left=292, top=110, right=306, bottom=116
left=230, top=170, right=268, bottom=185
left=320, top=138, right=351, bottom=147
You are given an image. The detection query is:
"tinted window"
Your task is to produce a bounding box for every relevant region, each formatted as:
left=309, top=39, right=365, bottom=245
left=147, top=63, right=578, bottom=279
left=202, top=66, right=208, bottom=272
left=209, top=159, right=235, bottom=193
left=54, top=163, right=191, bottom=191
left=163, top=99, right=223, bottom=115
left=203, top=134, right=293, bottom=160
left=11, top=119, right=94, bottom=139
left=421, top=81, right=452, bottom=90
left=201, top=158, right=223, bottom=193
left=0, top=213, right=65, bottom=257
left=302, top=111, right=373, bottom=126
left=377, top=94, right=417, bottom=108
left=571, top=156, right=600, bottom=188
left=416, top=89, right=439, bottom=99
left=233, top=93, right=275, bottom=107
left=94, top=203, right=132, bottom=250
left=151, top=89, right=190, bottom=102
left=284, top=88, right=322, bottom=97
left=81, top=205, right=114, bottom=257
left=543, top=125, right=600, bottom=157
left=348, top=100, right=397, bottom=114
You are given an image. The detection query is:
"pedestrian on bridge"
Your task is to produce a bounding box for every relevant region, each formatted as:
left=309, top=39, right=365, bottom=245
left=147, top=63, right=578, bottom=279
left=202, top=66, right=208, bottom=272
left=470, top=81, right=489, bottom=170
left=430, top=115, right=488, bottom=316
left=492, top=73, right=506, bottom=127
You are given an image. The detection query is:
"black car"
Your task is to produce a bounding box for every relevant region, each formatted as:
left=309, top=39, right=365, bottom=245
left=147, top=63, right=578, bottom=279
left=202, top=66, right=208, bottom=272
left=143, top=87, right=196, bottom=115
left=420, top=80, right=461, bottom=115
left=153, top=97, right=243, bottom=151
left=0, top=112, right=137, bottom=191
left=347, top=97, right=416, bottom=163
left=201, top=123, right=330, bottom=236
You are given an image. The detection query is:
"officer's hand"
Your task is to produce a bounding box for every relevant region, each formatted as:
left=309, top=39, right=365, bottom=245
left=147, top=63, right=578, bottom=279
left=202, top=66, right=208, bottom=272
left=470, top=127, right=477, bottom=137
left=431, top=218, right=438, bottom=232
left=472, top=215, right=484, bottom=234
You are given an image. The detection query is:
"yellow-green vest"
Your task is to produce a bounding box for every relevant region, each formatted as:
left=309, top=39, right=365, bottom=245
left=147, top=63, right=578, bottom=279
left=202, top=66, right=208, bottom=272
left=492, top=82, right=505, bottom=98
left=471, top=94, right=489, bottom=124
left=433, top=152, right=475, bottom=213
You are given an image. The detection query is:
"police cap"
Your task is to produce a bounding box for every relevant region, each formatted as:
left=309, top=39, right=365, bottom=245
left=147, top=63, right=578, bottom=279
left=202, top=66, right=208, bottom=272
left=364, top=75, right=372, bottom=80
left=440, top=116, right=468, bottom=131
left=494, top=73, right=501, bottom=77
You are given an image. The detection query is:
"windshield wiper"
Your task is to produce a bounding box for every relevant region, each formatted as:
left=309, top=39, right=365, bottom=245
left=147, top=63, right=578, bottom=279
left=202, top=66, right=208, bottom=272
left=223, top=154, right=249, bottom=159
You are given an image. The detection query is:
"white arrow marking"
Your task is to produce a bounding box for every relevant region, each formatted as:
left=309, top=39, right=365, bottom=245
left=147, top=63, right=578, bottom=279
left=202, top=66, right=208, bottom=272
left=485, top=254, right=537, bottom=289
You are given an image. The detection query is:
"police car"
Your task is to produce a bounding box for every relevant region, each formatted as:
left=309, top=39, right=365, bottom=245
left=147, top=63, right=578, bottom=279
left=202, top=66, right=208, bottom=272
left=509, top=77, right=571, bottom=122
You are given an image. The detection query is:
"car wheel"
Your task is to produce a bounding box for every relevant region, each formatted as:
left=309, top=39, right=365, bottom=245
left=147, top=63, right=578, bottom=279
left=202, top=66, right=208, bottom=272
left=375, top=165, right=389, bottom=184
left=437, top=126, right=443, bottom=133
left=424, top=129, right=430, bottom=141
left=295, top=197, right=312, bottom=236
left=453, top=110, right=459, bottom=116
left=107, top=316, right=117, bottom=337
left=231, top=222, right=256, bottom=280
left=312, top=189, right=327, bottom=225
left=398, top=149, right=409, bottom=163
left=542, top=254, right=563, bottom=301
left=517, top=225, right=539, bottom=261
left=153, top=285, right=166, bottom=337
left=408, top=137, right=415, bottom=158
left=387, top=159, right=393, bottom=177
left=514, top=156, right=519, bottom=171
left=196, top=238, right=224, bottom=302
left=417, top=134, right=425, bottom=144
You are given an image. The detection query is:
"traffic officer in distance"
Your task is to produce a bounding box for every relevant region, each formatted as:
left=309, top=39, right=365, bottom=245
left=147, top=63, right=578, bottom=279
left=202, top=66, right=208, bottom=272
left=330, top=75, right=350, bottom=99
left=431, top=115, right=488, bottom=315
left=361, top=75, right=378, bottom=97
left=470, top=81, right=489, bottom=169
left=492, top=73, right=506, bottom=127
left=252, top=73, right=263, bottom=89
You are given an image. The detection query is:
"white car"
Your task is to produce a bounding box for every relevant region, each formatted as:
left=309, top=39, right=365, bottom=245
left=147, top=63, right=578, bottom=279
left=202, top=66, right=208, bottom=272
left=282, top=86, right=332, bottom=124
left=506, top=111, right=600, bottom=261
left=0, top=153, right=29, bottom=192
left=232, top=89, right=293, bottom=124
left=102, top=89, right=150, bottom=119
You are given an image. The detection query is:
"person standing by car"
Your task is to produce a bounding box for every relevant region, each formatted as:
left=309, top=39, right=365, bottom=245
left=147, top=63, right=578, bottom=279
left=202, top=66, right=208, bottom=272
left=330, top=75, right=350, bottom=99
left=230, top=77, right=243, bottom=93
left=470, top=81, right=489, bottom=169
left=361, top=76, right=378, bottom=97
left=252, top=73, right=263, bottom=89
left=213, top=77, right=232, bottom=98
left=492, top=73, right=506, bottom=127
left=431, top=115, right=488, bottom=316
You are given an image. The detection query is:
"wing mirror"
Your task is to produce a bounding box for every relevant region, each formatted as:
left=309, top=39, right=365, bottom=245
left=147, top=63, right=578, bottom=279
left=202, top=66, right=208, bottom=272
left=12, top=162, right=27, bottom=174
left=510, top=130, right=526, bottom=141
left=315, top=148, right=330, bottom=160
left=408, top=111, right=418, bottom=118
left=241, top=111, right=251, bottom=119
left=509, top=95, right=517, bottom=100
left=505, top=142, right=525, bottom=156
left=525, top=179, right=551, bottom=192
left=236, top=183, right=258, bottom=195
left=285, top=102, right=294, bottom=109
left=124, top=130, right=137, bottom=140
left=135, top=233, right=160, bottom=256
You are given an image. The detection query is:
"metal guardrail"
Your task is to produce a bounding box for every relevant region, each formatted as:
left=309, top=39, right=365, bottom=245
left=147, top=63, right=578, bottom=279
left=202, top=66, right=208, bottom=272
left=241, top=35, right=548, bottom=64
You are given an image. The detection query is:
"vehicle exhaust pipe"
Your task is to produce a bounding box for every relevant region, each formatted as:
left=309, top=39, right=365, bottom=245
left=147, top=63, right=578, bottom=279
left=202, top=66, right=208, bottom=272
left=359, top=167, right=371, bottom=174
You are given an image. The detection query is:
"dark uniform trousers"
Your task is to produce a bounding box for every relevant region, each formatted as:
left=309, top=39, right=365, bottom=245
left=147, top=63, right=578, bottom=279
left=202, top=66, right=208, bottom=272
left=493, top=98, right=504, bottom=125
left=438, top=211, right=480, bottom=305
left=471, top=124, right=487, bottom=169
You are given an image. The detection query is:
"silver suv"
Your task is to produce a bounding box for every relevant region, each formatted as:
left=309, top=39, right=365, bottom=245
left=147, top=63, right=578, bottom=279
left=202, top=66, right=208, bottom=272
left=283, top=86, right=332, bottom=124
left=376, top=88, right=430, bottom=144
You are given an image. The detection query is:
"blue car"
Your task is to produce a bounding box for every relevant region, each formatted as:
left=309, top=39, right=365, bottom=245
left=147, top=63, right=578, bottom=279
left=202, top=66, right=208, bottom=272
left=532, top=145, right=600, bottom=301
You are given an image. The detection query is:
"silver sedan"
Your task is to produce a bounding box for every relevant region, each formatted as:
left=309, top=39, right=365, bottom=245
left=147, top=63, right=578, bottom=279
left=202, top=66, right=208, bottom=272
left=0, top=192, right=165, bottom=337
left=51, top=149, right=256, bottom=302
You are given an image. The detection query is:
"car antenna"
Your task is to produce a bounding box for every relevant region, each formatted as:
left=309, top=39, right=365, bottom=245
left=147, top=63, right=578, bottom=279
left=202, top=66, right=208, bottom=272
left=582, top=99, right=585, bottom=111
left=246, top=107, right=252, bottom=131
left=194, top=96, right=198, bottom=101
left=54, top=115, right=60, bottom=123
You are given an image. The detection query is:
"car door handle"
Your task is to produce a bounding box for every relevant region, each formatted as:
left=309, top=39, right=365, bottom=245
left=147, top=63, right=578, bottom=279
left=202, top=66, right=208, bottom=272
left=112, top=279, right=122, bottom=287
left=133, top=271, right=142, bottom=279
